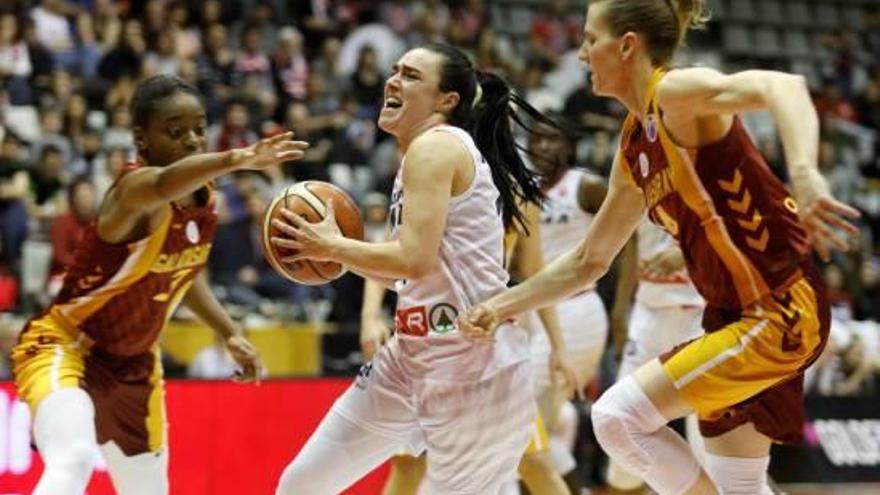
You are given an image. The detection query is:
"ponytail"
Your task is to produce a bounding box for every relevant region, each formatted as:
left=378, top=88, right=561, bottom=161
left=468, top=71, right=550, bottom=232
left=672, top=0, right=710, bottom=42
left=424, top=42, right=563, bottom=233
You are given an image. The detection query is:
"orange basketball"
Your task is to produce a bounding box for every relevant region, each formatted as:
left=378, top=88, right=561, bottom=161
left=261, top=181, right=364, bottom=285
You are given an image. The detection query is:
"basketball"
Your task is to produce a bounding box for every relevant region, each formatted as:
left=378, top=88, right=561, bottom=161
left=261, top=181, right=364, bottom=285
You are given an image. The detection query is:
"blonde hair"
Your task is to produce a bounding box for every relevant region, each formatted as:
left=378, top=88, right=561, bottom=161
left=598, top=0, right=711, bottom=66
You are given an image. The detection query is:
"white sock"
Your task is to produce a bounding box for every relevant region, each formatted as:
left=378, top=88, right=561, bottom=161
left=32, top=388, right=98, bottom=495
left=704, top=452, right=773, bottom=495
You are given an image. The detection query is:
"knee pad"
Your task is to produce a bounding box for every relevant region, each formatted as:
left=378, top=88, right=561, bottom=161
left=591, top=377, right=668, bottom=473
left=704, top=453, right=773, bottom=495
left=592, top=377, right=701, bottom=495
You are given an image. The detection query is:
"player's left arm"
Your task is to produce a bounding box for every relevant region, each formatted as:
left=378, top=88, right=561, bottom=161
left=657, top=67, right=860, bottom=260
left=182, top=272, right=264, bottom=382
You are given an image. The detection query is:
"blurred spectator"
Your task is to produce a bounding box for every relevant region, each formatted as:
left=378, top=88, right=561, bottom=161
left=380, top=0, right=413, bottom=37
left=93, top=146, right=128, bottom=200
left=242, top=1, right=279, bottom=54
left=349, top=45, right=383, bottom=117
left=454, top=0, right=488, bottom=46
left=284, top=102, right=332, bottom=182
left=31, top=106, right=73, bottom=165
left=87, top=0, right=123, bottom=54
left=68, top=126, right=104, bottom=178
left=196, top=22, right=235, bottom=120
left=234, top=22, right=277, bottom=118
left=210, top=187, right=299, bottom=310
left=103, top=104, right=135, bottom=150
left=27, top=143, right=67, bottom=226
left=21, top=14, right=53, bottom=96
left=166, top=0, right=200, bottom=60
left=819, top=139, right=861, bottom=205
left=0, top=12, right=33, bottom=104
left=815, top=79, right=859, bottom=123
left=285, top=0, right=345, bottom=56
left=97, top=18, right=146, bottom=82
left=30, top=0, right=77, bottom=71
left=362, top=192, right=388, bottom=243
left=48, top=178, right=97, bottom=294
left=144, top=29, right=181, bottom=77
left=0, top=130, right=31, bottom=271
left=64, top=92, right=89, bottom=150
left=529, top=0, right=581, bottom=66
left=207, top=99, right=258, bottom=152
left=272, top=26, right=309, bottom=103
left=564, top=82, right=623, bottom=133
left=311, top=36, right=345, bottom=99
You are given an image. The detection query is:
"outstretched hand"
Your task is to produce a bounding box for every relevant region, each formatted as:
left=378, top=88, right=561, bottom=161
left=233, top=131, right=310, bottom=170
left=791, top=170, right=860, bottom=261
left=270, top=202, right=343, bottom=263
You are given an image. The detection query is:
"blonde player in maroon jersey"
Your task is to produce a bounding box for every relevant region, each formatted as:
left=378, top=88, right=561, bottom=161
left=11, top=74, right=308, bottom=495
left=461, top=1, right=861, bottom=494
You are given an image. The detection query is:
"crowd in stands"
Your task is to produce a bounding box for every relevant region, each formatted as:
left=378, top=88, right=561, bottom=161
left=0, top=0, right=878, bottom=393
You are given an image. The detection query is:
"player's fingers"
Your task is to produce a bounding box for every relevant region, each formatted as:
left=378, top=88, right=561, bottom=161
left=816, top=207, right=860, bottom=235
left=279, top=208, right=311, bottom=228
left=271, top=237, right=303, bottom=250
left=275, top=150, right=305, bottom=162
left=271, top=218, right=299, bottom=237
left=819, top=197, right=861, bottom=219
left=809, top=215, right=850, bottom=253
left=265, top=131, right=294, bottom=145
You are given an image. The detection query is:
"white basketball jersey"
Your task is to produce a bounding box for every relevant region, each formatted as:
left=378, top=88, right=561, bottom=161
left=539, top=169, right=596, bottom=262
left=387, top=125, right=529, bottom=377
left=635, top=219, right=704, bottom=308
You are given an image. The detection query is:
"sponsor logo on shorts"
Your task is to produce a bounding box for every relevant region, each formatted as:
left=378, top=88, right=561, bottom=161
left=395, top=306, right=428, bottom=337
left=428, top=303, right=458, bottom=334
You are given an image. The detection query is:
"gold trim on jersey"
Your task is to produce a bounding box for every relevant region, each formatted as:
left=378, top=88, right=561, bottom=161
left=52, top=207, right=174, bottom=326
left=643, top=68, right=771, bottom=307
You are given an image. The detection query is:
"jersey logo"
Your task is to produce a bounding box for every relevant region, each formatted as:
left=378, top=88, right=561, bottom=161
left=185, top=220, right=200, bottom=244
left=395, top=306, right=428, bottom=337
left=645, top=114, right=658, bottom=142
left=429, top=303, right=458, bottom=333
left=639, top=152, right=650, bottom=178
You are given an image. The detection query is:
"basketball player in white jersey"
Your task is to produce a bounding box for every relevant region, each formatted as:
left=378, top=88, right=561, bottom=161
left=606, top=218, right=706, bottom=492
left=270, top=43, right=566, bottom=495
left=525, top=118, right=633, bottom=484
left=358, top=203, right=579, bottom=495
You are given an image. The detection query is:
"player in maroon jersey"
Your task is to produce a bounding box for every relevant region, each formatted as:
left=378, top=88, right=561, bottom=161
left=11, top=74, right=307, bottom=495
left=460, top=1, right=861, bottom=494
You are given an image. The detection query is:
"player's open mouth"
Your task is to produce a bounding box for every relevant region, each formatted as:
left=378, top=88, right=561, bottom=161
left=384, top=96, right=402, bottom=109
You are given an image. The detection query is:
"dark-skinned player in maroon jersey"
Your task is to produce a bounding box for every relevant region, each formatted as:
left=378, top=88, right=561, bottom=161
left=12, top=74, right=308, bottom=495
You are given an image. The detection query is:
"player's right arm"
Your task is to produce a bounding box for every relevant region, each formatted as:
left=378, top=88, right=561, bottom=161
left=98, top=132, right=308, bottom=242
left=460, top=152, right=646, bottom=338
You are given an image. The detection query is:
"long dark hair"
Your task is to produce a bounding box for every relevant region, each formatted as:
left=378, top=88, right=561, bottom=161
left=424, top=43, right=561, bottom=232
